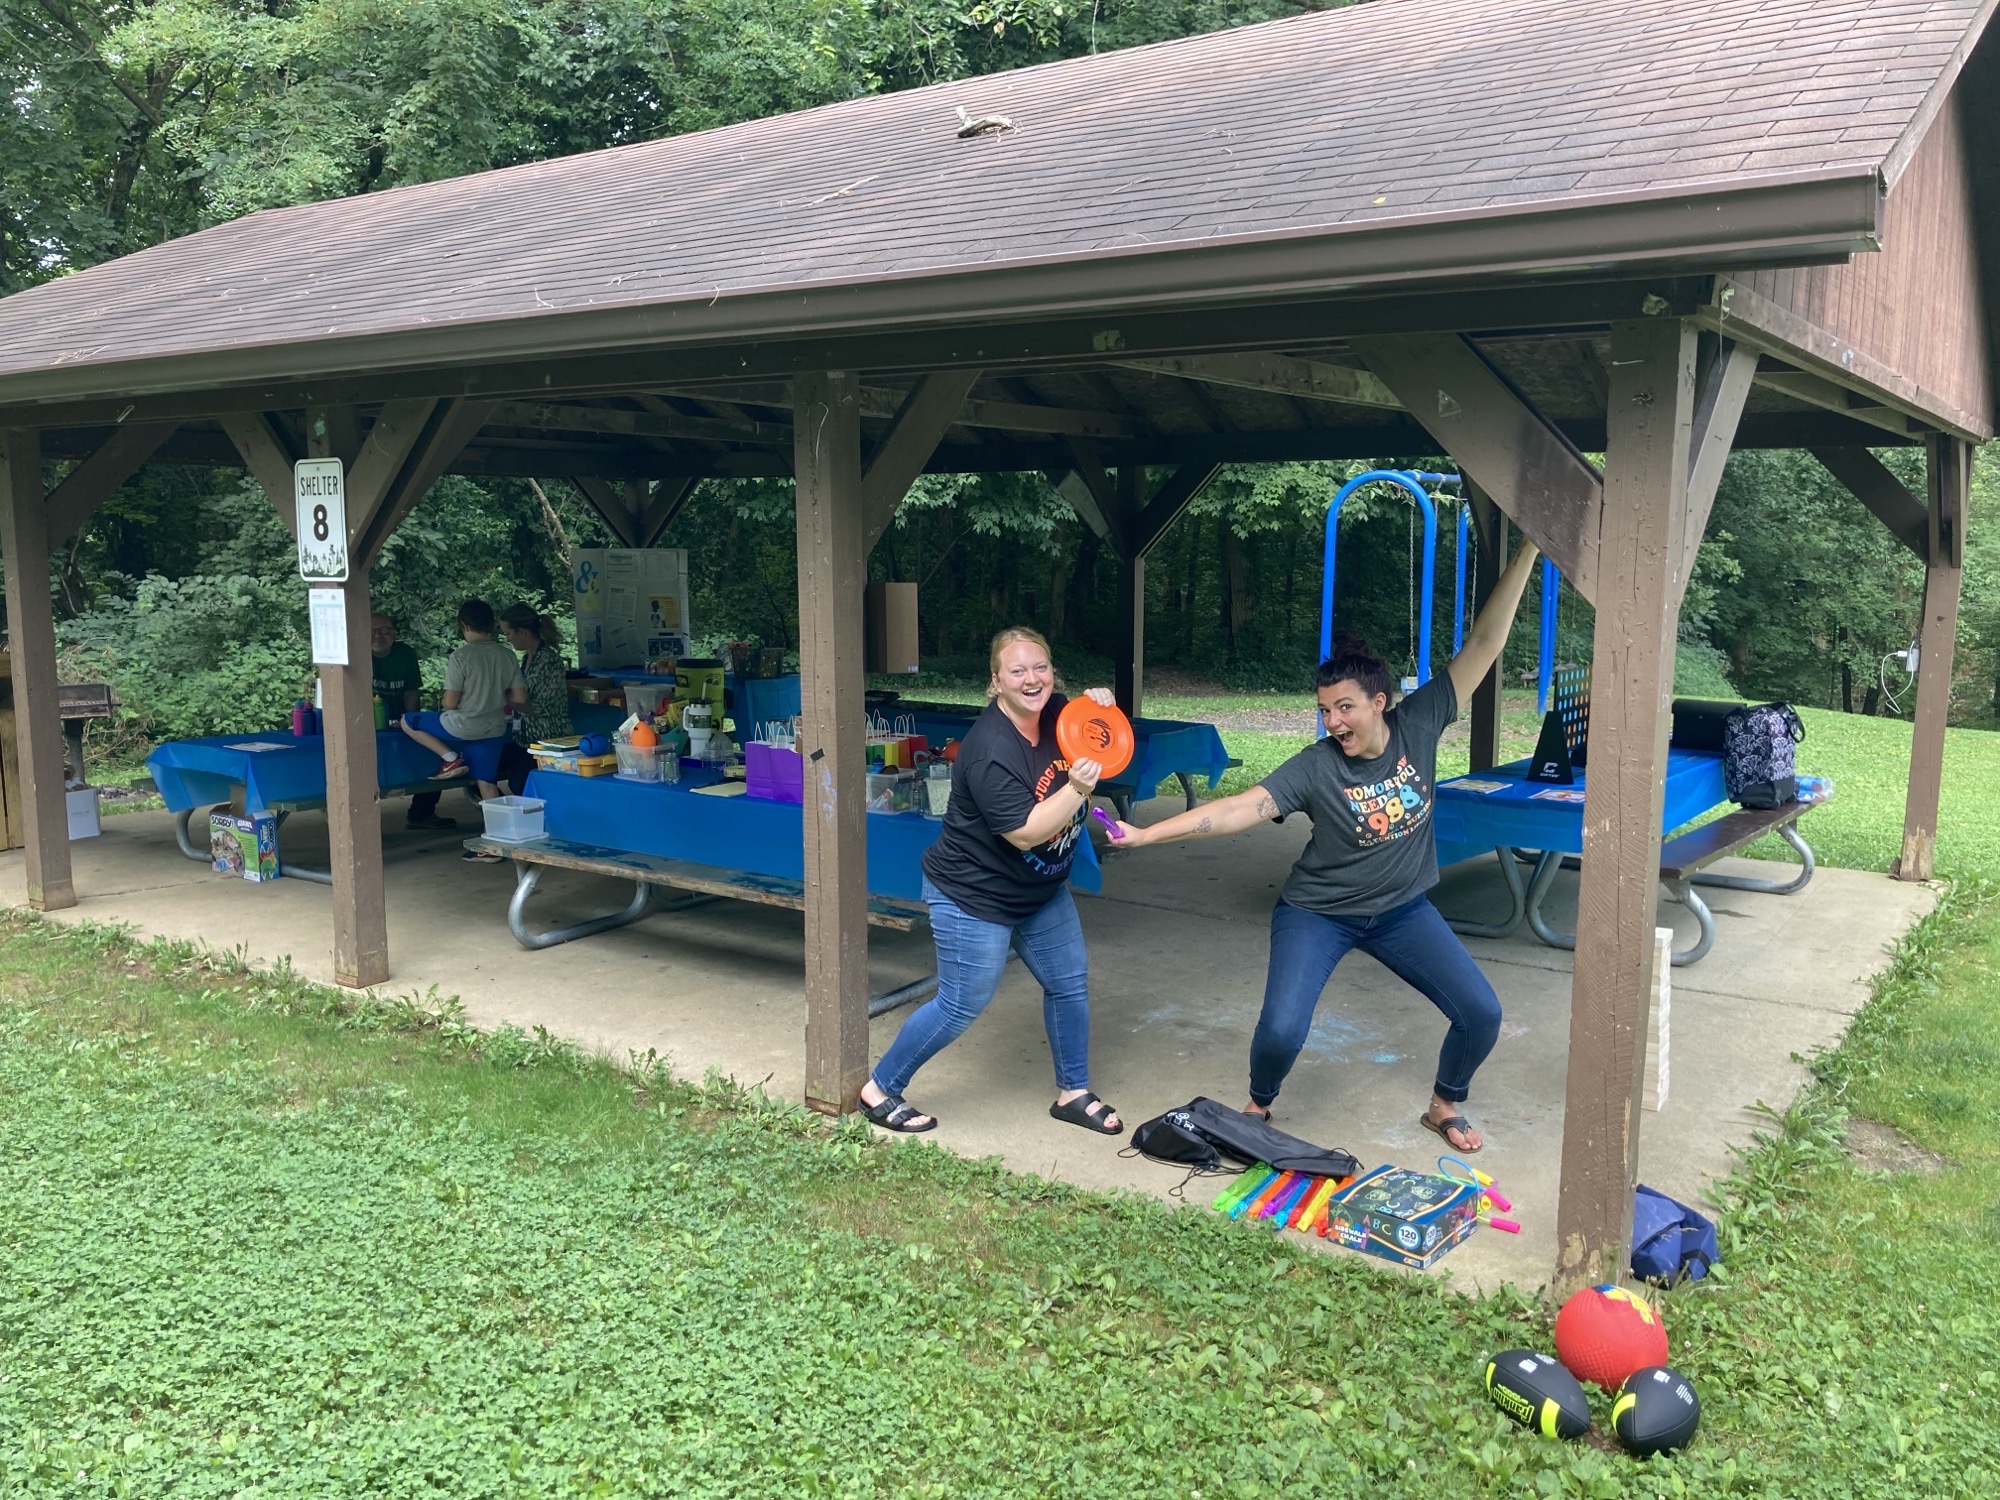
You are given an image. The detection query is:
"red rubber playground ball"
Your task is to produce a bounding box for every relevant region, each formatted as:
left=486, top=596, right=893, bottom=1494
left=1056, top=697, right=1135, bottom=779
left=1554, top=1284, right=1669, bottom=1390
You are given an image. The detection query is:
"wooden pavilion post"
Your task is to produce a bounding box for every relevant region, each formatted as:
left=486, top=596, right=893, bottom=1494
left=1896, top=434, right=1970, bottom=882
left=1464, top=480, right=1506, bottom=771
left=794, top=371, right=870, bottom=1114
left=1114, top=465, right=1146, bottom=718
left=307, top=407, right=389, bottom=988
left=1552, top=318, right=1699, bottom=1298
left=0, top=429, right=75, bottom=909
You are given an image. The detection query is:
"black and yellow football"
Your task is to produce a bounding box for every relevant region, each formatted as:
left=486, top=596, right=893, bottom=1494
left=1611, top=1365, right=1701, bottom=1457
left=1484, top=1349, right=1591, bottom=1440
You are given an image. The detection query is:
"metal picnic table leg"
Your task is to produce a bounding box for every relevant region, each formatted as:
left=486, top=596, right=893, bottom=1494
left=1525, top=859, right=1713, bottom=967
left=173, top=805, right=215, bottom=862
left=505, top=861, right=654, bottom=951
left=1689, top=820, right=1816, bottom=896
left=1441, top=844, right=1535, bottom=939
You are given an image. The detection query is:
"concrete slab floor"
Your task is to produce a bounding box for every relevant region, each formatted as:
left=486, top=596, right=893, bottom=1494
left=1, top=794, right=1935, bottom=1294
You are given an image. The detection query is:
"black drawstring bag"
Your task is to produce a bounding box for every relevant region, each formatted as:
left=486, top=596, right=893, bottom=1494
left=1127, top=1096, right=1360, bottom=1192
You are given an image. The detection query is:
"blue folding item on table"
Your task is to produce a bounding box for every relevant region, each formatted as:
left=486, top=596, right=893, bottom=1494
left=147, top=731, right=453, bottom=814
left=525, top=770, right=1103, bottom=903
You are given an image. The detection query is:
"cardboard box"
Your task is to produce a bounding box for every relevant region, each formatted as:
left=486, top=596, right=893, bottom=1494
left=209, top=811, right=280, bottom=882
left=864, top=582, right=919, bottom=675
left=1322, top=1165, right=1480, bottom=1269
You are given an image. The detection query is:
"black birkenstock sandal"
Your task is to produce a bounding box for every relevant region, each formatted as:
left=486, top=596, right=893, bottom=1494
left=864, top=1093, right=937, bottom=1134
left=1049, top=1090, right=1124, bottom=1136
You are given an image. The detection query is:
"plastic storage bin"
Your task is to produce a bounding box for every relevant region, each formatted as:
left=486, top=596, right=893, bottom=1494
left=66, top=786, right=103, bottom=840
left=479, top=795, right=547, bottom=844
left=615, top=742, right=662, bottom=782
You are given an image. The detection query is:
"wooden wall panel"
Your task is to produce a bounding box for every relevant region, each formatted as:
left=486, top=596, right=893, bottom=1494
left=1740, top=92, right=1989, bottom=433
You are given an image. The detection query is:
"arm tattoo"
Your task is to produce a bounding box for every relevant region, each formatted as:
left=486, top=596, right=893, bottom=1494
left=1254, top=791, right=1279, bottom=821
left=1195, top=815, right=1213, bottom=835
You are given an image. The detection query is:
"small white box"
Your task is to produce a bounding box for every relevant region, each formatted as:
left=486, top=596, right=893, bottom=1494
left=478, top=795, right=546, bottom=844
left=66, top=786, right=102, bottom=840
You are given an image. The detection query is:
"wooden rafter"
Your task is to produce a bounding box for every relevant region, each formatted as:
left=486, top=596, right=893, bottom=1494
left=656, top=382, right=1138, bottom=441
left=1116, top=352, right=1400, bottom=410
left=355, top=399, right=495, bottom=566
left=861, top=370, right=983, bottom=550
left=43, top=420, right=180, bottom=544
left=1350, top=332, right=1604, bottom=604
left=1678, top=338, right=1758, bottom=599
left=219, top=412, right=303, bottom=535
left=1752, top=361, right=1918, bottom=438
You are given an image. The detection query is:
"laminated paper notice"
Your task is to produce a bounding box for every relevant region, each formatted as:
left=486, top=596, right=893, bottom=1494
left=308, top=587, right=349, bottom=666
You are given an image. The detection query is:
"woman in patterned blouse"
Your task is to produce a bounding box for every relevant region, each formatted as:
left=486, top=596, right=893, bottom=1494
left=494, top=604, right=574, bottom=802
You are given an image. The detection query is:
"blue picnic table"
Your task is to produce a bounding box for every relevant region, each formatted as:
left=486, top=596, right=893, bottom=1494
left=1430, top=749, right=1815, bottom=965
left=523, top=767, right=1101, bottom=905
left=147, top=730, right=463, bottom=881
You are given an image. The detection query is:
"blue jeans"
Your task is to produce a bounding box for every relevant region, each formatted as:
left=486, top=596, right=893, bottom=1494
left=1250, top=895, right=1501, bottom=1109
left=872, top=878, right=1093, bottom=1097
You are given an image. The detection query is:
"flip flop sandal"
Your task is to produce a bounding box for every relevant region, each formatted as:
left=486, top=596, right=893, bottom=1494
left=461, top=849, right=505, bottom=864
left=863, top=1093, right=937, bottom=1134
left=1420, top=1112, right=1482, bottom=1154
left=1050, top=1090, right=1125, bottom=1136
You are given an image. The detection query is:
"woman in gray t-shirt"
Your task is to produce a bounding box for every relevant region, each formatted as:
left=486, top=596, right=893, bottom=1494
left=1113, top=540, right=1541, bottom=1154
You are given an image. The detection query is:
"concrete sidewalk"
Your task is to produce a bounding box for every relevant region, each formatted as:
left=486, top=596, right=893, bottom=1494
left=2, top=795, right=1933, bottom=1292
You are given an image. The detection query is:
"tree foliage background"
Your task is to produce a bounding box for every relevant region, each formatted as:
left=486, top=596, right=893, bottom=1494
left=5, top=0, right=1994, bottom=742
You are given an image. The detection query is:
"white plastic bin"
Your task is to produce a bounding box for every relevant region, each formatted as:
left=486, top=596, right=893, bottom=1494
left=66, top=786, right=102, bottom=840
left=478, top=795, right=547, bottom=844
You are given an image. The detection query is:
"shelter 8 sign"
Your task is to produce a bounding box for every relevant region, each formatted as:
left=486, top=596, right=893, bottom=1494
left=294, top=459, right=348, bottom=581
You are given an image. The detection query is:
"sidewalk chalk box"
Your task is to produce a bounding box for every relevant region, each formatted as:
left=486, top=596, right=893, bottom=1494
left=209, top=811, right=280, bottom=882
left=1323, top=1165, right=1481, bottom=1269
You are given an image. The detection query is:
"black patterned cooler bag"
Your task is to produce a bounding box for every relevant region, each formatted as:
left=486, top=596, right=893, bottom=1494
left=1720, top=702, right=1804, bottom=808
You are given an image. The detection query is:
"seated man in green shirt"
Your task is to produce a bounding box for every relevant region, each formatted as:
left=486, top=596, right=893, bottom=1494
left=371, top=613, right=454, bottom=830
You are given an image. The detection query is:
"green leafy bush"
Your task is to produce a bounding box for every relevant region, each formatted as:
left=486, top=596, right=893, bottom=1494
left=59, top=573, right=313, bottom=742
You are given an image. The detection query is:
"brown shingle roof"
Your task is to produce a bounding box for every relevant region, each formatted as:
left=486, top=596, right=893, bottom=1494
left=0, top=0, right=1988, bottom=404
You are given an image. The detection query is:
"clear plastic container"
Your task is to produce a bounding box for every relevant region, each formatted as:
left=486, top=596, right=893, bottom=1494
left=867, top=770, right=914, bottom=813
left=479, top=795, right=546, bottom=843
left=657, top=747, right=681, bottom=784
left=615, top=742, right=662, bottom=781
left=923, top=763, right=952, bottom=819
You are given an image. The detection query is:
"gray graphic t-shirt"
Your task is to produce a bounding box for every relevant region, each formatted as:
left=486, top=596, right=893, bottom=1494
left=1260, top=674, right=1459, bottom=916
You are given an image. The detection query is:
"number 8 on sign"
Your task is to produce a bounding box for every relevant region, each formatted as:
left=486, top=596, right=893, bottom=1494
left=293, top=458, right=349, bottom=582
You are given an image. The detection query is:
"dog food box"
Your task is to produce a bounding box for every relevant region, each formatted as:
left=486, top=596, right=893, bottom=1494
left=1322, top=1165, right=1479, bottom=1269
left=209, top=811, right=280, bottom=882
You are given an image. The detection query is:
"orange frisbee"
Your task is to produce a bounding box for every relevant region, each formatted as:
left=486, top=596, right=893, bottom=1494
left=1056, top=697, right=1135, bottom=779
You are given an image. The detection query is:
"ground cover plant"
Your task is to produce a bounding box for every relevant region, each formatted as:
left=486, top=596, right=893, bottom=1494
left=3, top=853, right=1998, bottom=1497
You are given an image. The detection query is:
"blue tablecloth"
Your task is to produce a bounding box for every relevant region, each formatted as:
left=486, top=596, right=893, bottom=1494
left=525, top=770, right=1103, bottom=903
left=572, top=692, right=1231, bottom=807
left=1432, top=750, right=1727, bottom=868
left=147, top=731, right=452, bottom=815
left=889, top=706, right=1232, bottom=805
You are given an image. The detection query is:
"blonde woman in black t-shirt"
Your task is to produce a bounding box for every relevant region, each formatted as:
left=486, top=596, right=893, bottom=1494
left=859, top=627, right=1124, bottom=1137
left=1113, top=542, right=1542, bottom=1154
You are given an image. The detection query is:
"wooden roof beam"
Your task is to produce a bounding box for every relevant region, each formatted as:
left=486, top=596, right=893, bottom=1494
left=1752, top=360, right=1920, bottom=438
left=355, top=398, right=496, bottom=567
left=652, top=383, right=1138, bottom=440
left=1116, top=353, right=1400, bottom=410
left=862, top=370, right=983, bottom=551
left=1350, top=333, right=1603, bottom=604
left=1807, top=446, right=1930, bottom=561
left=44, top=420, right=180, bottom=544
left=492, top=399, right=791, bottom=447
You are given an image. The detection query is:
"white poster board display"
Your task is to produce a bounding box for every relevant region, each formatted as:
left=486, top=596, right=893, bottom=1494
left=574, top=547, right=690, bottom=669
left=308, top=586, right=350, bottom=666
left=294, top=459, right=348, bottom=582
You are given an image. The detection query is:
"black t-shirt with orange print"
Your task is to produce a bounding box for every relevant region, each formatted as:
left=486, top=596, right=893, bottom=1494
left=921, top=695, right=1085, bottom=924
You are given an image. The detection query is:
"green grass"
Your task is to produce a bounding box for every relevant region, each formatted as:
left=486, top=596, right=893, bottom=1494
left=4, top=903, right=2000, bottom=1497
